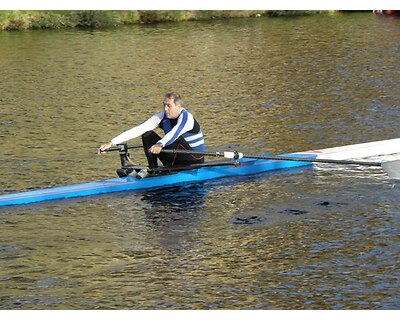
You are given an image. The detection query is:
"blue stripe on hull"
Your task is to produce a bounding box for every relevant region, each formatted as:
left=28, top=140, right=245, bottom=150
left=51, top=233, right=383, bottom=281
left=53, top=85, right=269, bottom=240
left=0, top=153, right=316, bottom=207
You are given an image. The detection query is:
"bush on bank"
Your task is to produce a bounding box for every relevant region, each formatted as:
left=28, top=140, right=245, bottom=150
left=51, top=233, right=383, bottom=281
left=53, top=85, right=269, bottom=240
left=0, top=10, right=334, bottom=31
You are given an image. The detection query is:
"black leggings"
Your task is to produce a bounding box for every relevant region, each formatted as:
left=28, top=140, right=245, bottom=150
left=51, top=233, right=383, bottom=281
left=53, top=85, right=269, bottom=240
left=142, top=131, right=204, bottom=168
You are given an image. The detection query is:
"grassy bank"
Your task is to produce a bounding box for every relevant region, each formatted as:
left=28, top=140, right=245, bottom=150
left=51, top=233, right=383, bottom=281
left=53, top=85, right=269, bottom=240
left=0, top=10, right=333, bottom=31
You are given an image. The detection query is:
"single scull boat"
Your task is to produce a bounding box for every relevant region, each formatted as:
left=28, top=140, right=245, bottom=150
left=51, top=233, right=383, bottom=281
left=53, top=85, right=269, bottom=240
left=0, top=138, right=399, bottom=207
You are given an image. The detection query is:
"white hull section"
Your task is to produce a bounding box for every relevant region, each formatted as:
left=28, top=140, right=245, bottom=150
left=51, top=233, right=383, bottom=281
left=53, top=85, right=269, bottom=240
left=302, top=138, right=400, bottom=161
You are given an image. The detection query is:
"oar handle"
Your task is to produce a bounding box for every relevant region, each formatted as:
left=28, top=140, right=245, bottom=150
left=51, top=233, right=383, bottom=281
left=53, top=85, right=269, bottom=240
left=106, top=144, right=143, bottom=152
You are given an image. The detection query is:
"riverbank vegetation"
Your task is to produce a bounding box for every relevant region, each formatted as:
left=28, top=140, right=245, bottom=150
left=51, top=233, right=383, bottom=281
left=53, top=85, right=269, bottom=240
left=0, top=10, right=335, bottom=31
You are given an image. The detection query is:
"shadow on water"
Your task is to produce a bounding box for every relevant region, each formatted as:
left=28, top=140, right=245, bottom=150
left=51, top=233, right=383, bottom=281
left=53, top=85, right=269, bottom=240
left=139, top=183, right=208, bottom=228
left=141, top=183, right=206, bottom=212
left=117, top=184, right=209, bottom=254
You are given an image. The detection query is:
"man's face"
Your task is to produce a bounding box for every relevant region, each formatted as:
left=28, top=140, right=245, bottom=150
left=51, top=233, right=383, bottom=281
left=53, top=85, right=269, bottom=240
left=163, top=97, right=182, bottom=119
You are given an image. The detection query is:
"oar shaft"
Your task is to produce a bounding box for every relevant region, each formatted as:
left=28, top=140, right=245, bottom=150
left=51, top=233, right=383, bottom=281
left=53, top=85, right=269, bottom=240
left=107, top=145, right=383, bottom=167
left=160, top=149, right=382, bottom=167
left=161, top=149, right=226, bottom=158
left=241, top=154, right=382, bottom=167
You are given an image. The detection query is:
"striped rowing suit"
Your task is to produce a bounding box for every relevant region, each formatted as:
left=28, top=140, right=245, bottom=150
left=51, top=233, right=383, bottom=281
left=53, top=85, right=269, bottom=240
left=111, top=109, right=205, bottom=167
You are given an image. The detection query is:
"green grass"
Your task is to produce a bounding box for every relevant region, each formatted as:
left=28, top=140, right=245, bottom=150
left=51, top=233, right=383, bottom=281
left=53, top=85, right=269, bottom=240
left=0, top=10, right=334, bottom=31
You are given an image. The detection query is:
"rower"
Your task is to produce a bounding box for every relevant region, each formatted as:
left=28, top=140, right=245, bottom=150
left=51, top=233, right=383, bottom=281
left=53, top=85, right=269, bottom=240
left=98, top=93, right=206, bottom=171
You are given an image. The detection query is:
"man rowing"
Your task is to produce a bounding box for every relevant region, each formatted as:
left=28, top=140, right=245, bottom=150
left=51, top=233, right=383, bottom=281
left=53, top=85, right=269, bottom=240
left=98, top=93, right=205, bottom=169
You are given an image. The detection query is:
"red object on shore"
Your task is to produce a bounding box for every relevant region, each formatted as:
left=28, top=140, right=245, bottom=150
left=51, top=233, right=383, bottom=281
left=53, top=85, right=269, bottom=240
left=374, top=10, right=400, bottom=15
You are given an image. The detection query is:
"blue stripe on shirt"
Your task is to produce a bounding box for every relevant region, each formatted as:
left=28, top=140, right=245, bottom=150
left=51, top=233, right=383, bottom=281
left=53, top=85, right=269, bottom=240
left=192, top=143, right=205, bottom=151
left=187, top=136, right=204, bottom=144
left=164, top=110, right=188, bottom=146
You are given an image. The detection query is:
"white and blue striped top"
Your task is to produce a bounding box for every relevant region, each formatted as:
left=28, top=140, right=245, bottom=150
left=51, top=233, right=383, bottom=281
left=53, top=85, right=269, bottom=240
left=111, top=109, right=205, bottom=151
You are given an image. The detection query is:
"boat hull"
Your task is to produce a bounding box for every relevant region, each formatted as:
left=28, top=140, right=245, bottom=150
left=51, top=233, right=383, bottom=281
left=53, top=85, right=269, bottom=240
left=0, top=153, right=313, bottom=207
left=1, top=137, right=399, bottom=207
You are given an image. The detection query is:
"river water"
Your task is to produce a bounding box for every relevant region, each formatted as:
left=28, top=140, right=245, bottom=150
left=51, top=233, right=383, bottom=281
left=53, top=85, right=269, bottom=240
left=0, top=13, right=399, bottom=309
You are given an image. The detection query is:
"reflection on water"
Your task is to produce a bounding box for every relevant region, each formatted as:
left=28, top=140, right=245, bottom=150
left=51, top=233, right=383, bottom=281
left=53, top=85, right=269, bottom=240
left=1, top=13, right=400, bottom=309
left=139, top=185, right=208, bottom=252
left=141, top=185, right=207, bottom=216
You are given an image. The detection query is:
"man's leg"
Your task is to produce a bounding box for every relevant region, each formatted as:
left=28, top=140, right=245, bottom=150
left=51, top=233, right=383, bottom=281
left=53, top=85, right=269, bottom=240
left=141, top=131, right=162, bottom=168
left=142, top=132, right=204, bottom=167
left=161, top=137, right=204, bottom=166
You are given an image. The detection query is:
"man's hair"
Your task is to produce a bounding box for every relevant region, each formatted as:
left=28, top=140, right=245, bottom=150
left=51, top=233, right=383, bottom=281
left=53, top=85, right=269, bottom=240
left=165, top=92, right=183, bottom=106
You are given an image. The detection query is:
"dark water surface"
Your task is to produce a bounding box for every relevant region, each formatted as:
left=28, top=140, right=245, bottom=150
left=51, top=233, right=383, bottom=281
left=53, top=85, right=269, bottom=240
left=0, top=13, right=399, bottom=309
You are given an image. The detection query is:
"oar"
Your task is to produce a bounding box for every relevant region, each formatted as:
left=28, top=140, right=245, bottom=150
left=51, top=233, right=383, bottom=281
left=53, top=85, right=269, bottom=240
left=103, top=145, right=399, bottom=178
left=159, top=149, right=400, bottom=179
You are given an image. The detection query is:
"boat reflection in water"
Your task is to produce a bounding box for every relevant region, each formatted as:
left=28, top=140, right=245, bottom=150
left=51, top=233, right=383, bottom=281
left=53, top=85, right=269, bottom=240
left=139, top=184, right=208, bottom=251
left=141, top=184, right=207, bottom=216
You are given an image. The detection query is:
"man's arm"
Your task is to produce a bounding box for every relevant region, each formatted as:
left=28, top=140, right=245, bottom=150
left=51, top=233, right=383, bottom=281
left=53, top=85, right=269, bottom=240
left=111, top=112, right=163, bottom=145
left=98, top=112, right=163, bottom=154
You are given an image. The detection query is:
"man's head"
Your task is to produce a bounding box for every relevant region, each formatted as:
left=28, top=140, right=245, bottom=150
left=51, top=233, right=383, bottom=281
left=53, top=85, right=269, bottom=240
left=163, top=93, right=184, bottom=119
